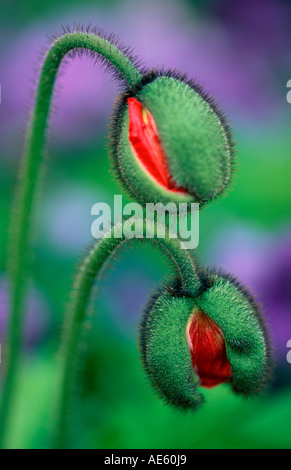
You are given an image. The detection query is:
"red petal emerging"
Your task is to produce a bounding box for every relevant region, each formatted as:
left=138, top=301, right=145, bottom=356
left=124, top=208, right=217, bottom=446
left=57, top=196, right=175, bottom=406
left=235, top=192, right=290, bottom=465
left=127, top=97, right=187, bottom=194
left=186, top=309, right=232, bottom=388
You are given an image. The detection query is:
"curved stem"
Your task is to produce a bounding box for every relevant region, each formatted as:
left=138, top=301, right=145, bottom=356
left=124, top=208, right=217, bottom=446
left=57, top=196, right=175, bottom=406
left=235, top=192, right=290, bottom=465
left=0, top=32, right=142, bottom=448
left=53, top=219, right=201, bottom=448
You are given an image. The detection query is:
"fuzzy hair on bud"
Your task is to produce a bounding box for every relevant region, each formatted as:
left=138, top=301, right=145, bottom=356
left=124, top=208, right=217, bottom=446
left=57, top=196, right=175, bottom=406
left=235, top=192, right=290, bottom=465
left=196, top=270, right=273, bottom=396
left=139, top=269, right=273, bottom=409
left=110, top=69, right=235, bottom=208
left=139, top=284, right=204, bottom=410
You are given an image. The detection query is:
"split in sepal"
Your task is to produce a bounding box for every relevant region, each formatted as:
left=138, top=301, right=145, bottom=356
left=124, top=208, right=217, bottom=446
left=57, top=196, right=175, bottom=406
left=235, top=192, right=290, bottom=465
left=110, top=69, right=235, bottom=208
left=139, top=270, right=273, bottom=409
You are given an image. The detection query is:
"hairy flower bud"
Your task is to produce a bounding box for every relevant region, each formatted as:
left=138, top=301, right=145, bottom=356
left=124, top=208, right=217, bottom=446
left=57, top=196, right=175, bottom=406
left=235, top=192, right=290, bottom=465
left=111, top=70, right=235, bottom=207
left=139, top=271, right=272, bottom=409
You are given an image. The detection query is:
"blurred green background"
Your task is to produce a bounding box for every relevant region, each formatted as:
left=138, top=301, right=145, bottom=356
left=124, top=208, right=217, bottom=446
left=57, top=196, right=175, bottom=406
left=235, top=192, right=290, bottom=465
left=0, top=0, right=290, bottom=449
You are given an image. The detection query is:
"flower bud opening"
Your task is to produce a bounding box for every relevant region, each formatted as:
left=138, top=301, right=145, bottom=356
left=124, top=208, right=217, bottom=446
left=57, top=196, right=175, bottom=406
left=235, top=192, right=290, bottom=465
left=127, top=97, right=187, bottom=194
left=186, top=308, right=232, bottom=388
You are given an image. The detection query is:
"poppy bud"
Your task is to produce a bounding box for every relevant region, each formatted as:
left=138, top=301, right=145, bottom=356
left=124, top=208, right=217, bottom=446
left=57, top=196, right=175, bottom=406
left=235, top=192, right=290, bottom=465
left=110, top=70, right=235, bottom=207
left=139, top=271, right=272, bottom=409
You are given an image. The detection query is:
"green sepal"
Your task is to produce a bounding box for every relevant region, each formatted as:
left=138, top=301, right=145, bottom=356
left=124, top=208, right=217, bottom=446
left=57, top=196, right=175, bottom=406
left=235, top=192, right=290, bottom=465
left=139, top=285, right=203, bottom=409
left=195, top=271, right=273, bottom=396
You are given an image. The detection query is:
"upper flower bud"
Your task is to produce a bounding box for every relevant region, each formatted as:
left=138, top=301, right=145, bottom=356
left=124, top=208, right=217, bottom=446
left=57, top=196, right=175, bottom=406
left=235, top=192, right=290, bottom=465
left=139, top=271, right=272, bottom=409
left=110, top=70, right=235, bottom=207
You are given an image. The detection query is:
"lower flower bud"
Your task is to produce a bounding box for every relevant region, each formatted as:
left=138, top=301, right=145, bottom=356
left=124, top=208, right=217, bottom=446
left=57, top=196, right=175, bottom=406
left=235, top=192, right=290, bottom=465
left=139, top=271, right=273, bottom=409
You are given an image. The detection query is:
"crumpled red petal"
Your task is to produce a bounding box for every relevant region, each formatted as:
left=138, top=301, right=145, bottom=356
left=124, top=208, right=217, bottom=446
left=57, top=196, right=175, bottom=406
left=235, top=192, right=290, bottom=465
left=187, top=309, right=232, bottom=388
left=127, top=97, right=187, bottom=193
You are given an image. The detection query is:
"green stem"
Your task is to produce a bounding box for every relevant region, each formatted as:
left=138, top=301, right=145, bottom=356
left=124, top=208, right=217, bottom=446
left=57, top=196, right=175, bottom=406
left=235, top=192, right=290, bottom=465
left=0, top=32, right=142, bottom=448
left=53, top=220, right=201, bottom=449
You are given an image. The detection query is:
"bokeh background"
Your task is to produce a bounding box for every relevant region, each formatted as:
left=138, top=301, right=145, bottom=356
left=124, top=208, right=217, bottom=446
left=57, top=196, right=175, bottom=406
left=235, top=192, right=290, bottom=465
left=0, top=0, right=290, bottom=449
